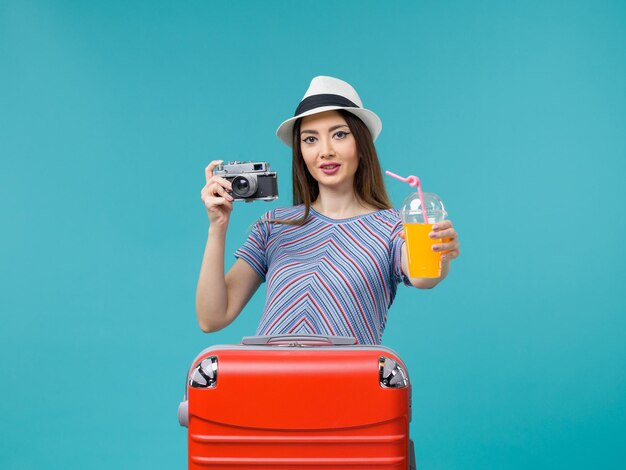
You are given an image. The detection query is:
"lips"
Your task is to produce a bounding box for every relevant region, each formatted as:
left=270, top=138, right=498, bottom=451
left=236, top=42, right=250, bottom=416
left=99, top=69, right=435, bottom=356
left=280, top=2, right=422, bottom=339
left=320, top=163, right=341, bottom=175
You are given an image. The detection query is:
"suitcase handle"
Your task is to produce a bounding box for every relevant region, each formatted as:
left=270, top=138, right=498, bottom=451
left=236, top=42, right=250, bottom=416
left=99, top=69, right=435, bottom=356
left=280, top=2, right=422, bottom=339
left=241, top=334, right=357, bottom=346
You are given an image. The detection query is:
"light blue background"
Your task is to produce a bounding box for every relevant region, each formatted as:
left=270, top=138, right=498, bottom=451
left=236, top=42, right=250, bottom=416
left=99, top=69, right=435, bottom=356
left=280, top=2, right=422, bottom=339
left=1, top=1, right=625, bottom=468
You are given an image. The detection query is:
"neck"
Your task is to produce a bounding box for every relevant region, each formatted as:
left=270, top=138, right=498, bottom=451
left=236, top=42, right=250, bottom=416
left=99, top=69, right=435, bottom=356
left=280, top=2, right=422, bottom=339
left=312, top=187, right=375, bottom=219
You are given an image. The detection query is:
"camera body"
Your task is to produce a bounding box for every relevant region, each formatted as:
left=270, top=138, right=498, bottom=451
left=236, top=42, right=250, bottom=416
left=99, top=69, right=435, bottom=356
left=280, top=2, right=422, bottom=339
left=213, top=161, right=278, bottom=202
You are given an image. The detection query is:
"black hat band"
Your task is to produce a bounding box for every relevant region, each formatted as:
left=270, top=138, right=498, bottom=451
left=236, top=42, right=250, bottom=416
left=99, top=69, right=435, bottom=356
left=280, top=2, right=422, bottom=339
left=294, top=94, right=359, bottom=117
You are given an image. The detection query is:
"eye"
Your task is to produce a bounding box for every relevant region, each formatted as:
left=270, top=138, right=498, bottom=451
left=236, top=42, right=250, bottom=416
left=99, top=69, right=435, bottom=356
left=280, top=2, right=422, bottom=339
left=334, top=130, right=350, bottom=139
left=302, top=136, right=317, bottom=144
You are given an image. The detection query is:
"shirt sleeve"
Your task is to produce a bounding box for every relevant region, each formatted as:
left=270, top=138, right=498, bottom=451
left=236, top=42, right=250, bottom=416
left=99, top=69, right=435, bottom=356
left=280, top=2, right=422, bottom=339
left=234, top=211, right=272, bottom=282
left=390, top=218, right=412, bottom=287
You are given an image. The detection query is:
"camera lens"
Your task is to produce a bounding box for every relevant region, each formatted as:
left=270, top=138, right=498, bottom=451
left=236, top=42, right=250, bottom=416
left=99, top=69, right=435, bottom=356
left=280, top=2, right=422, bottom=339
left=231, top=175, right=257, bottom=198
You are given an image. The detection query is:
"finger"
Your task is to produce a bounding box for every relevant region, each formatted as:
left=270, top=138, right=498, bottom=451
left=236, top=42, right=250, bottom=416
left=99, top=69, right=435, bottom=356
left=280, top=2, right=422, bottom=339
left=442, top=249, right=460, bottom=262
left=205, top=160, right=224, bottom=184
left=429, top=228, right=456, bottom=240
left=432, top=240, right=459, bottom=252
left=210, top=183, right=234, bottom=201
left=209, top=176, right=233, bottom=191
left=204, top=195, right=231, bottom=210
left=207, top=198, right=233, bottom=213
left=432, top=220, right=452, bottom=231
left=201, top=186, right=222, bottom=205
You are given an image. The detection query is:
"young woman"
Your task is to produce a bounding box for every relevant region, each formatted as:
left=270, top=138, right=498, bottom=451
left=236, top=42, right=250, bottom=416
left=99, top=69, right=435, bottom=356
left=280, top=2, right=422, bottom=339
left=196, top=76, right=460, bottom=344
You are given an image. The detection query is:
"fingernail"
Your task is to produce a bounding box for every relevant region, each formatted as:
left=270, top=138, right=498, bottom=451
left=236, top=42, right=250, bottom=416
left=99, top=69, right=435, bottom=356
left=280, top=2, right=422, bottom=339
left=429, top=232, right=436, bottom=238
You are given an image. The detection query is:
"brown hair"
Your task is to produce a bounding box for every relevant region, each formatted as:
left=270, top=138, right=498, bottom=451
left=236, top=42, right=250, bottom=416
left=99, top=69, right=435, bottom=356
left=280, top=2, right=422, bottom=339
left=270, top=109, right=392, bottom=226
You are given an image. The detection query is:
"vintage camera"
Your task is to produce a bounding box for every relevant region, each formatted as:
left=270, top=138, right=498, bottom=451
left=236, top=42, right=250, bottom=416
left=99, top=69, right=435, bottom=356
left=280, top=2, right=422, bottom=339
left=213, top=161, right=278, bottom=202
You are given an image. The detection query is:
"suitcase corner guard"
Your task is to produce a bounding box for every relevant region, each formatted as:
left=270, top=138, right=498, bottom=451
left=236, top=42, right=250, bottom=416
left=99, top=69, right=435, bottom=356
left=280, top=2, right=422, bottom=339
left=379, top=356, right=409, bottom=388
left=189, top=356, right=218, bottom=388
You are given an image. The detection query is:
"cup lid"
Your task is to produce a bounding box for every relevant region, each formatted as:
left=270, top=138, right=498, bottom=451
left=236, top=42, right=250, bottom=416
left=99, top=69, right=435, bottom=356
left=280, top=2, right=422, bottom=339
left=401, top=192, right=446, bottom=215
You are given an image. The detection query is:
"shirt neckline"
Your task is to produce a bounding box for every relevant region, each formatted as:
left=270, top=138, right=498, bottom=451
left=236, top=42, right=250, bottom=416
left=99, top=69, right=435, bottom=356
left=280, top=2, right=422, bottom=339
left=309, top=206, right=389, bottom=223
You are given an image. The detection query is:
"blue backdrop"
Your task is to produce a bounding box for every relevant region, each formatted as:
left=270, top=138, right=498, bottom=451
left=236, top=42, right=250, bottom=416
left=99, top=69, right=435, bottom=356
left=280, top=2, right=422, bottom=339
left=1, top=1, right=625, bottom=468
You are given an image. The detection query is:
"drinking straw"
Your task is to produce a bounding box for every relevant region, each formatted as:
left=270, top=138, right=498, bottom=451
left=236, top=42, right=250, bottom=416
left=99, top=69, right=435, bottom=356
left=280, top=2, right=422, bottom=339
left=385, top=170, right=429, bottom=224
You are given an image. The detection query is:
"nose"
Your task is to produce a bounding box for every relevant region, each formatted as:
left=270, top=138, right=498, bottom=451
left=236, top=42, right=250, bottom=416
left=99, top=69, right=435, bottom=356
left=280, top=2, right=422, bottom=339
left=319, top=136, right=335, bottom=159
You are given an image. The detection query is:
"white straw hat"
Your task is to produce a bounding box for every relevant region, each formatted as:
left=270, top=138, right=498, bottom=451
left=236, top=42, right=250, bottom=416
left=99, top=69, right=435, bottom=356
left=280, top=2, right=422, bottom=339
left=276, top=76, right=382, bottom=148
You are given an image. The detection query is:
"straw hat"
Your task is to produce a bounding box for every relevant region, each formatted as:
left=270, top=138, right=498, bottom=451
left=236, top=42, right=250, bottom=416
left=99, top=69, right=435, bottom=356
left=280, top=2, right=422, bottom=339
left=276, top=76, right=382, bottom=148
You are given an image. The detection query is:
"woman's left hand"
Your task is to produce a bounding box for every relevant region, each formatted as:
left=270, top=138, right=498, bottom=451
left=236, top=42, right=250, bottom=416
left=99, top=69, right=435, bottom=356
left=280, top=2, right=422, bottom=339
left=429, top=220, right=460, bottom=262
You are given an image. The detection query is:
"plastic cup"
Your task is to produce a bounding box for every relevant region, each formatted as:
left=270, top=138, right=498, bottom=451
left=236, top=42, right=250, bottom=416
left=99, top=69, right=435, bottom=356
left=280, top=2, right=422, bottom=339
left=400, top=192, right=447, bottom=278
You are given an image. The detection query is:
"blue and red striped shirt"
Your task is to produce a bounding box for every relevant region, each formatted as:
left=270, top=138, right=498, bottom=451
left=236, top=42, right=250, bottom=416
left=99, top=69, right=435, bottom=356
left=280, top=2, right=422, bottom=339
left=234, top=205, right=410, bottom=344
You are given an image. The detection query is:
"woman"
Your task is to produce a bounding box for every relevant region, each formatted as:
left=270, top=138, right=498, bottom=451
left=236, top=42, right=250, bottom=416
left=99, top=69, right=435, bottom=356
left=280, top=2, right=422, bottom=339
left=196, top=76, right=460, bottom=344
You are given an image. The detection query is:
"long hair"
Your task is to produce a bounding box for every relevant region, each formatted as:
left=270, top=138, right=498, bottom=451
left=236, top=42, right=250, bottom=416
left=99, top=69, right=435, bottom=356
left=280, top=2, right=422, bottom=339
left=271, top=109, right=392, bottom=226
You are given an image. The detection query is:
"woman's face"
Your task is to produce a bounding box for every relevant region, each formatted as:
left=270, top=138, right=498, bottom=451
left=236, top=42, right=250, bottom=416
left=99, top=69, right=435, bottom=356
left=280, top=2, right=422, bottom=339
left=299, top=110, right=359, bottom=193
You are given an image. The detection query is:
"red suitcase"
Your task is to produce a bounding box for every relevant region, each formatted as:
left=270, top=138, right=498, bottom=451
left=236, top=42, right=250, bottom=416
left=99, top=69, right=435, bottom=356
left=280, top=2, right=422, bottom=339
left=178, top=334, right=416, bottom=469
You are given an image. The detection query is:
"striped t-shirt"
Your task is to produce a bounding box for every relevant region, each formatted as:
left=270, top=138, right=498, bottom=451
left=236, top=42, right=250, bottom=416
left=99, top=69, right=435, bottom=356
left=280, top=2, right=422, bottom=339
left=234, top=205, right=411, bottom=344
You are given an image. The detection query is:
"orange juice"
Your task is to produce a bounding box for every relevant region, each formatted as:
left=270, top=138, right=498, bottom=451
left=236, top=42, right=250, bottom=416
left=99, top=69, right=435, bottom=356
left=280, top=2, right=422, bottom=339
left=403, top=222, right=442, bottom=278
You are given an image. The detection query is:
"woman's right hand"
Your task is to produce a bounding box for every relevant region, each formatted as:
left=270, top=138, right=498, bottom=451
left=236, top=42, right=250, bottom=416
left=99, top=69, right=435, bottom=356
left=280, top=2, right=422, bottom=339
left=201, top=160, right=234, bottom=229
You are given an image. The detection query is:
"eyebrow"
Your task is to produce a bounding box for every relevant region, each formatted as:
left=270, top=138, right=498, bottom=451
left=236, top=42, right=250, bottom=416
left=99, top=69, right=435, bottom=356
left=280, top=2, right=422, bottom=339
left=300, top=124, right=350, bottom=135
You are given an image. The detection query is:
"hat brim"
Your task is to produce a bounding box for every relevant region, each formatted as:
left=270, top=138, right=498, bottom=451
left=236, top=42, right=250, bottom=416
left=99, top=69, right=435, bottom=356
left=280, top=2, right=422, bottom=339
left=276, top=106, right=382, bottom=148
